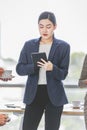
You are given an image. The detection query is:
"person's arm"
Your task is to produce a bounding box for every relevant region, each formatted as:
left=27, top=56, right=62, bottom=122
left=52, top=43, right=70, bottom=80
left=0, top=114, right=9, bottom=126
left=16, top=42, right=35, bottom=76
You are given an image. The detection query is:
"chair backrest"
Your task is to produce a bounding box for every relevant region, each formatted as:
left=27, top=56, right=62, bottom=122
left=78, top=54, right=87, bottom=87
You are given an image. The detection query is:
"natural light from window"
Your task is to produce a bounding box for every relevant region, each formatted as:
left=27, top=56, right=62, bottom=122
left=0, top=0, right=87, bottom=61
left=0, top=0, right=87, bottom=84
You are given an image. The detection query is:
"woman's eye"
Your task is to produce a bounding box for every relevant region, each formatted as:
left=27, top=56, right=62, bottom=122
left=40, top=27, right=43, bottom=29
left=47, top=26, right=51, bottom=29
left=39, top=26, right=51, bottom=29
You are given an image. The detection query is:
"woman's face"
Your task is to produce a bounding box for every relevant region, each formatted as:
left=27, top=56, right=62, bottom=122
left=38, top=19, right=56, bottom=41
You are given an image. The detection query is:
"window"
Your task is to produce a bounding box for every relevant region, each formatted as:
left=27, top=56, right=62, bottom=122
left=0, top=0, right=87, bottom=84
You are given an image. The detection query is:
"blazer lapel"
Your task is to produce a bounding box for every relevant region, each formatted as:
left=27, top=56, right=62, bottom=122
left=48, top=39, right=59, bottom=61
left=33, top=37, right=60, bottom=61
left=32, top=38, right=40, bottom=52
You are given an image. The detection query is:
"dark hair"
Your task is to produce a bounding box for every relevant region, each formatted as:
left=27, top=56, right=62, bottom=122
left=38, top=11, right=56, bottom=26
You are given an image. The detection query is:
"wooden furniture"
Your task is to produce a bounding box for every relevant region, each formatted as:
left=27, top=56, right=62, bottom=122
left=63, top=104, right=84, bottom=116
left=0, top=103, right=84, bottom=116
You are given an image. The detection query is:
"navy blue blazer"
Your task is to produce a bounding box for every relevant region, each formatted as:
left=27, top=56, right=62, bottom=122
left=16, top=37, right=70, bottom=106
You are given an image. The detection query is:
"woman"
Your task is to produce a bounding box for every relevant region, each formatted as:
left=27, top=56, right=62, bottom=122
left=16, top=11, right=70, bottom=130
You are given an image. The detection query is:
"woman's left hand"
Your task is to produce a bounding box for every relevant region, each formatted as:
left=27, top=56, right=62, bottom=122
left=37, top=58, right=53, bottom=71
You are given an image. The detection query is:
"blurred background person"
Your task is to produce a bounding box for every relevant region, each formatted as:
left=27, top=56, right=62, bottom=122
left=0, top=67, right=13, bottom=126
left=78, top=54, right=87, bottom=130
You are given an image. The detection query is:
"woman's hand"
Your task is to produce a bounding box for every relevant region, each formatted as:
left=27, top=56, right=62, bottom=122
left=37, top=58, right=53, bottom=71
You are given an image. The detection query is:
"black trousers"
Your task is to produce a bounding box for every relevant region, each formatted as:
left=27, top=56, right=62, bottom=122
left=23, top=85, right=63, bottom=130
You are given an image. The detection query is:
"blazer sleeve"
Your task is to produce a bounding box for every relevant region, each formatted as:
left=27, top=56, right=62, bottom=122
left=52, top=43, right=70, bottom=80
left=16, top=42, right=35, bottom=76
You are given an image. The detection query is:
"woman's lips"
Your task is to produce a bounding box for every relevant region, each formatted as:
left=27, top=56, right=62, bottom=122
left=43, top=34, right=48, bottom=36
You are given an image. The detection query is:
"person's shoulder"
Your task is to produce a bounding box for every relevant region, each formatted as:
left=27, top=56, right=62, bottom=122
left=22, top=38, right=39, bottom=49
left=54, top=38, right=70, bottom=47
left=54, top=38, right=70, bottom=52
left=25, top=38, right=39, bottom=45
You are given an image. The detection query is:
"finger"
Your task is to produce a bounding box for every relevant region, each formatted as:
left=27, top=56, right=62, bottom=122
left=37, top=61, right=44, bottom=66
left=0, top=78, right=8, bottom=81
left=40, top=58, right=47, bottom=63
left=1, top=77, right=12, bottom=81
left=37, top=64, right=43, bottom=67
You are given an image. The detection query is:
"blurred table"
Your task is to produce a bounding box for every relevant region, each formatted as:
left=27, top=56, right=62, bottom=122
left=0, top=103, right=84, bottom=116
left=63, top=103, right=84, bottom=116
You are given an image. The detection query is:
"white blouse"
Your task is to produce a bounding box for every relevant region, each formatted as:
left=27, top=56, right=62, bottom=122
left=38, top=44, right=52, bottom=85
